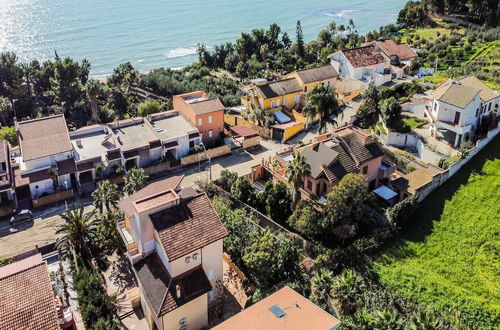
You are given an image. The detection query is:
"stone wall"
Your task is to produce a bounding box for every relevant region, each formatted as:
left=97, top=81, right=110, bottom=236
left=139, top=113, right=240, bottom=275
left=180, top=145, right=231, bottom=166
left=143, top=161, right=170, bottom=176
left=242, top=136, right=260, bottom=149
left=32, top=189, right=74, bottom=209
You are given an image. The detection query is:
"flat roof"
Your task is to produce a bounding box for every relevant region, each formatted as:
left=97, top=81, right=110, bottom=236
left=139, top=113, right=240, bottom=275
left=133, top=189, right=179, bottom=213
left=113, top=120, right=159, bottom=151
left=71, top=127, right=117, bottom=163
left=214, top=286, right=340, bottom=330
left=149, top=112, right=198, bottom=141
left=373, top=185, right=398, bottom=200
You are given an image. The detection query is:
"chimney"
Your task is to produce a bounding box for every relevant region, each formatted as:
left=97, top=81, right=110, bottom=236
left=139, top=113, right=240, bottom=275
left=35, top=245, right=39, bottom=253
left=176, top=284, right=181, bottom=299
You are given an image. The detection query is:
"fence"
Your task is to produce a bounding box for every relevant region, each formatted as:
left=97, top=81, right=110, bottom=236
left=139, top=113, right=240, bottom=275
left=180, top=145, right=231, bottom=166
left=224, top=113, right=272, bottom=139
left=32, top=189, right=74, bottom=209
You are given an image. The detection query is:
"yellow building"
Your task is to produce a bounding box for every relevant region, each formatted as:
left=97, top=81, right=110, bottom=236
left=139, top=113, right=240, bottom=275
left=285, top=64, right=340, bottom=94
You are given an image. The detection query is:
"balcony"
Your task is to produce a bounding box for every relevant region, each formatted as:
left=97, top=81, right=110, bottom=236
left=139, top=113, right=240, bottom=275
left=118, top=221, right=141, bottom=261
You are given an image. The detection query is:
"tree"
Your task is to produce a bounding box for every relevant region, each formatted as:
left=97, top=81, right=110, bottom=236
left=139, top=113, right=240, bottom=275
left=124, top=168, right=148, bottom=195
left=322, top=174, right=369, bottom=245
left=137, top=99, right=162, bottom=117
left=386, top=195, right=418, bottom=228
left=282, top=32, right=292, bottom=49
left=230, top=176, right=256, bottom=205
left=288, top=200, right=321, bottom=238
left=458, top=140, right=474, bottom=159
left=218, top=169, right=238, bottom=191
left=95, top=211, right=123, bottom=255
left=56, top=207, right=99, bottom=268
left=310, top=268, right=334, bottom=310
left=371, top=309, right=402, bottom=330
left=0, top=97, right=13, bottom=125
left=286, top=152, right=311, bottom=208
left=0, top=126, right=17, bottom=146
left=92, top=180, right=120, bottom=213
left=85, top=79, right=101, bottom=122
left=296, top=21, right=305, bottom=57
left=330, top=269, right=365, bottom=316
left=303, top=85, right=342, bottom=133
left=379, top=97, right=402, bottom=130
left=260, top=182, right=292, bottom=223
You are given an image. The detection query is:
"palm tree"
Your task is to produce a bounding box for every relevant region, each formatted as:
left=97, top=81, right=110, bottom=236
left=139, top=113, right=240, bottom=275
left=92, top=180, right=120, bottom=213
left=330, top=269, right=364, bottom=316
left=124, top=168, right=148, bottom=195
left=85, top=79, right=101, bottom=122
left=303, top=84, right=342, bottom=133
left=371, top=309, right=401, bottom=330
left=310, top=268, right=334, bottom=310
left=286, top=152, right=311, bottom=208
left=56, top=207, right=99, bottom=268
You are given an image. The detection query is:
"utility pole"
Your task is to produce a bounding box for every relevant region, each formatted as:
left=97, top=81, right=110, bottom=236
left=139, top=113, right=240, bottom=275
left=434, top=56, right=438, bottom=76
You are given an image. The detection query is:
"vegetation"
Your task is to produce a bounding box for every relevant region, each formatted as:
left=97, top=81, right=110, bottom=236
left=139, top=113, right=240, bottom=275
left=123, top=168, right=148, bottom=195
left=402, top=115, right=427, bottom=130
left=92, top=180, right=121, bottom=213
left=380, top=97, right=405, bottom=131
left=137, top=99, right=163, bottom=117
left=286, top=153, right=311, bottom=208
left=375, top=159, right=500, bottom=328
left=302, top=85, right=342, bottom=133
left=0, top=126, right=17, bottom=146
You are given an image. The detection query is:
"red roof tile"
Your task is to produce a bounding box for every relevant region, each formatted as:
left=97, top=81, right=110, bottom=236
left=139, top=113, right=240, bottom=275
left=341, top=45, right=385, bottom=68
left=375, top=39, right=417, bottom=61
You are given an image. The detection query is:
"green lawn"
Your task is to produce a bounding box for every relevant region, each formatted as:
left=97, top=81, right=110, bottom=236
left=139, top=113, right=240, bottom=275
left=402, top=115, right=427, bottom=130
left=374, top=138, right=500, bottom=328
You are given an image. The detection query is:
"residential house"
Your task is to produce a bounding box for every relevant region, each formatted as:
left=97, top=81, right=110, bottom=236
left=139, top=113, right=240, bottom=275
left=390, top=167, right=440, bottom=201
left=12, top=115, right=76, bottom=206
left=108, top=117, right=163, bottom=170
left=330, top=45, right=391, bottom=87
left=371, top=38, right=417, bottom=67
left=213, top=286, right=340, bottom=330
left=117, top=177, right=228, bottom=330
left=0, top=140, right=15, bottom=215
left=457, top=76, right=499, bottom=119
left=426, top=80, right=483, bottom=146
left=260, top=126, right=392, bottom=200
left=173, top=91, right=225, bottom=145
left=285, top=64, right=340, bottom=96
left=0, top=253, right=74, bottom=329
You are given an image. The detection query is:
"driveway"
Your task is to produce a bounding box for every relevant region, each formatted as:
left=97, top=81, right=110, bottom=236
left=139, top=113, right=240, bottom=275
left=0, top=202, right=94, bottom=259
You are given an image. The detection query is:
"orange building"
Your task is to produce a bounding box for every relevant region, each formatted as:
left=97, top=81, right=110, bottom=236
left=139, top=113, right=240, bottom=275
left=173, top=91, right=225, bottom=146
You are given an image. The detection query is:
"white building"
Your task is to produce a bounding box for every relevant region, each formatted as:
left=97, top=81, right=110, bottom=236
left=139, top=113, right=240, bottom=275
left=427, top=81, right=482, bottom=147
left=330, top=45, right=391, bottom=87
left=13, top=115, right=76, bottom=203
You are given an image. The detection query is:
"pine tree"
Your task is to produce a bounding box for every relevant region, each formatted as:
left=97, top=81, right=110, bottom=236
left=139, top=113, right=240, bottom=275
left=296, top=20, right=304, bottom=57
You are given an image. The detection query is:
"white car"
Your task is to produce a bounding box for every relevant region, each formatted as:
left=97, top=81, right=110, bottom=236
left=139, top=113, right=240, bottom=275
left=9, top=209, right=33, bottom=225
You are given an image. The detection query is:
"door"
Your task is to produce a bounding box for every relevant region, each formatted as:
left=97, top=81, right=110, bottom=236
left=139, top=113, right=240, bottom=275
left=272, top=128, right=284, bottom=142
left=454, top=111, right=460, bottom=125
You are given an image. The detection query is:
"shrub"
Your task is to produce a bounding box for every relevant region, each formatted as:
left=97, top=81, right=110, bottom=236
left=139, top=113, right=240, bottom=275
left=218, top=169, right=238, bottom=191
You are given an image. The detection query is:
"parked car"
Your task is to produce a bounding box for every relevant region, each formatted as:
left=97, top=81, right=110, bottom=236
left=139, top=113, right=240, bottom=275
left=10, top=210, right=33, bottom=225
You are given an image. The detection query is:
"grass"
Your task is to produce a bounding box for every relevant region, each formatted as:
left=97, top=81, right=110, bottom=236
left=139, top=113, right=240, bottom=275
left=400, top=27, right=452, bottom=43
left=374, top=134, right=500, bottom=328
left=376, top=121, right=387, bottom=135
left=402, top=115, right=427, bottom=130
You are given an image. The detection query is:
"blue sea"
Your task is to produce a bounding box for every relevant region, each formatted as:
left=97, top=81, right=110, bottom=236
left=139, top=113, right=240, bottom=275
left=0, top=0, right=407, bottom=77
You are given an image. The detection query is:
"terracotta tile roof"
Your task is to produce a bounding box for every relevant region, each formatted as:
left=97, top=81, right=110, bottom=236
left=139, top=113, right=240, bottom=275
left=392, top=167, right=436, bottom=195
left=375, top=39, right=417, bottom=61
left=0, top=140, right=9, bottom=163
left=432, top=82, right=481, bottom=109
left=337, top=128, right=384, bottom=164
left=255, top=78, right=302, bottom=99
left=56, top=158, right=76, bottom=175
left=0, top=254, right=59, bottom=330
left=18, top=115, right=72, bottom=161
left=189, top=98, right=225, bottom=115
left=134, top=253, right=212, bottom=317
left=213, top=286, right=340, bottom=330
left=230, top=126, right=258, bottom=137
left=149, top=193, right=228, bottom=261
left=295, top=65, right=339, bottom=84
left=120, top=175, right=184, bottom=217
left=341, top=45, right=385, bottom=68
left=458, top=76, right=498, bottom=103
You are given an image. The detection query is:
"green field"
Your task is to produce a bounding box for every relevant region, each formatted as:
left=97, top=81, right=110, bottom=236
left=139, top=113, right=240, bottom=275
left=374, top=138, right=500, bottom=328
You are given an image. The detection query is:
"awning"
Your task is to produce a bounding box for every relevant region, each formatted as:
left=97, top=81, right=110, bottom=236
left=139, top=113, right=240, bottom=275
left=373, top=185, right=398, bottom=201
left=273, top=111, right=291, bottom=124
left=230, top=126, right=258, bottom=138
left=163, top=141, right=179, bottom=149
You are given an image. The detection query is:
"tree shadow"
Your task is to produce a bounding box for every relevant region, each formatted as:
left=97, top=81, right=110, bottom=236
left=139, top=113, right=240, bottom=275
left=109, top=253, right=137, bottom=292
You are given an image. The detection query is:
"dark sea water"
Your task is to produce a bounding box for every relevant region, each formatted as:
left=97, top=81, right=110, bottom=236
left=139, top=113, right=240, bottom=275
left=0, top=0, right=407, bottom=76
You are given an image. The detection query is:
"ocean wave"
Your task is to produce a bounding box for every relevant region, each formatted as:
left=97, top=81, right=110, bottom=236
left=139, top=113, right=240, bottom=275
left=166, top=47, right=198, bottom=58
left=322, top=9, right=360, bottom=19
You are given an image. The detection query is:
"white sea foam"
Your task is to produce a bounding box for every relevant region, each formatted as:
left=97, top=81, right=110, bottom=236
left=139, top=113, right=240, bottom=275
left=166, top=47, right=198, bottom=58
left=323, top=9, right=360, bottom=19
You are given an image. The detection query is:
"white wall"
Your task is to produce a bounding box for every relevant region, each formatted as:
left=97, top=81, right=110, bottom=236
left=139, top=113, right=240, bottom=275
left=23, top=151, right=72, bottom=172
left=162, top=294, right=208, bottom=330
left=29, top=178, right=54, bottom=198
left=201, top=239, right=224, bottom=300
left=169, top=248, right=202, bottom=277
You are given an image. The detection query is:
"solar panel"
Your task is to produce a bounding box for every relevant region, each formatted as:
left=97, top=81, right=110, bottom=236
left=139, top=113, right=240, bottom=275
left=268, top=304, right=286, bottom=318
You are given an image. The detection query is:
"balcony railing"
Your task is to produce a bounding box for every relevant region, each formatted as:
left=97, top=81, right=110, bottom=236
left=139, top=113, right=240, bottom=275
left=118, top=221, right=140, bottom=257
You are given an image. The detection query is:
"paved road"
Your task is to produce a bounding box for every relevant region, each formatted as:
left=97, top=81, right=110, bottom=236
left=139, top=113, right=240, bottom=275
left=0, top=203, right=94, bottom=259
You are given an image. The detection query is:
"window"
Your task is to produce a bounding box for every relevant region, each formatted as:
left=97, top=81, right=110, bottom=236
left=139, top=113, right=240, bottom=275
left=208, top=115, right=212, bottom=124
left=198, top=118, right=202, bottom=126
left=476, top=109, right=479, bottom=117
left=304, top=86, right=308, bottom=93
left=488, top=103, right=492, bottom=111
left=208, top=130, right=213, bottom=138
left=362, top=166, right=368, bottom=174
left=294, top=95, right=300, bottom=104
left=307, top=180, right=312, bottom=190
left=433, top=102, right=437, bottom=112
left=185, top=256, right=192, bottom=263
left=208, top=270, right=214, bottom=280
left=283, top=97, right=287, bottom=105
left=189, top=140, right=194, bottom=148
left=271, top=100, right=275, bottom=108
left=277, top=99, right=281, bottom=107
